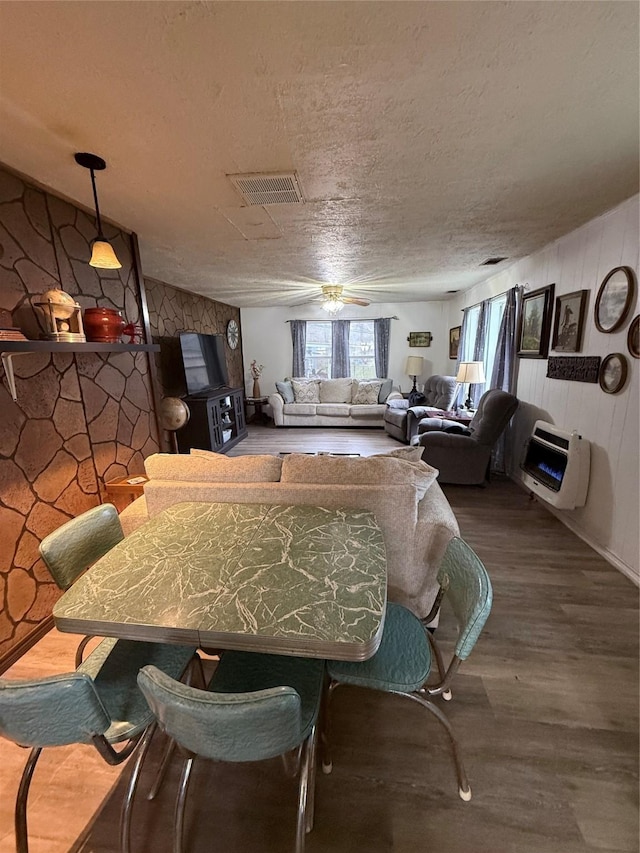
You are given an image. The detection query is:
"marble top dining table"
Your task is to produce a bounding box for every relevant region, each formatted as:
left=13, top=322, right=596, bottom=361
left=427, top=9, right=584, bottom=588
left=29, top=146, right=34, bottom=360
left=53, top=501, right=388, bottom=661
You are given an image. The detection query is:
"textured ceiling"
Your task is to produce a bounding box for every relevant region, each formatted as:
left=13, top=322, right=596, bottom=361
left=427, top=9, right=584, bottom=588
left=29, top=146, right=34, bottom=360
left=0, top=1, right=638, bottom=308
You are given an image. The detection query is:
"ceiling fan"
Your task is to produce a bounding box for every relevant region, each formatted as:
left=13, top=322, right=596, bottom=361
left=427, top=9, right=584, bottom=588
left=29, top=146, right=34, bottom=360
left=299, top=285, right=371, bottom=315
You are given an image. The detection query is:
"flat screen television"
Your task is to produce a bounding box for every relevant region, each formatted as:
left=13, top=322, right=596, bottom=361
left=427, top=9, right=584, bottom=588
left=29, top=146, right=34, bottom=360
left=179, top=333, right=229, bottom=395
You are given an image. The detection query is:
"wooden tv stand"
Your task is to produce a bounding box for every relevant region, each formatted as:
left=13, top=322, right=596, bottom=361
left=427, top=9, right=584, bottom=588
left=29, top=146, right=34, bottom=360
left=176, top=387, right=247, bottom=454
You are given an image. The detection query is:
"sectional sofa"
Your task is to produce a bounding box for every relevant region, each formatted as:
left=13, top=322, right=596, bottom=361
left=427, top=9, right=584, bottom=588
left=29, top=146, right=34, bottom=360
left=119, top=448, right=460, bottom=620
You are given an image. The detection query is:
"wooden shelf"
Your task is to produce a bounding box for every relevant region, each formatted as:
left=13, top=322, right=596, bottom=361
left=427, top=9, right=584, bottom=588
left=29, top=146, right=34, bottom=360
left=0, top=341, right=159, bottom=401
left=0, top=341, right=159, bottom=353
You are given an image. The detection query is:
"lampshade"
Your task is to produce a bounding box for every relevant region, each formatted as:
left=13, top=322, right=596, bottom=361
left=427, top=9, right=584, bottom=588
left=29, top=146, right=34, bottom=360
left=456, top=361, right=485, bottom=384
left=89, top=240, right=122, bottom=270
left=405, top=356, right=424, bottom=377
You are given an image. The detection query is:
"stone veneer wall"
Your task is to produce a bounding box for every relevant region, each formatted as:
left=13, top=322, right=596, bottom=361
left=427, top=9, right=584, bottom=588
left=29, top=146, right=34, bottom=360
left=0, top=164, right=159, bottom=665
left=144, top=277, right=243, bottom=430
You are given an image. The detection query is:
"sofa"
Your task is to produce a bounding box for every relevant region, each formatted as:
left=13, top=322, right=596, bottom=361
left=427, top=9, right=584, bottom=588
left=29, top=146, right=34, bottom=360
left=268, top=377, right=402, bottom=428
left=119, top=447, right=460, bottom=620
left=383, top=374, right=457, bottom=443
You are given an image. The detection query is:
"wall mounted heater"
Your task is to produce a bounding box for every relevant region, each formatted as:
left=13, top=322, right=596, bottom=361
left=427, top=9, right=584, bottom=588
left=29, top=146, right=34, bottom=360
left=521, top=420, right=590, bottom=510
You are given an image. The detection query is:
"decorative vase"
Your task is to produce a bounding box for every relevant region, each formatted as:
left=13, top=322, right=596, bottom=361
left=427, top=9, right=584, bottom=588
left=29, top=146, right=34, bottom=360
left=84, top=307, right=125, bottom=343
left=252, top=379, right=261, bottom=398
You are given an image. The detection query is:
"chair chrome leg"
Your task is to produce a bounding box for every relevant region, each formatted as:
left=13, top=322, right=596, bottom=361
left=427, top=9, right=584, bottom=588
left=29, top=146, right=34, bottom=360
left=320, top=680, right=338, bottom=774
left=120, top=722, right=157, bottom=853
left=15, top=747, right=41, bottom=853
left=426, top=633, right=453, bottom=700
left=295, top=732, right=313, bottom=853
left=304, top=725, right=318, bottom=835
left=282, top=744, right=302, bottom=778
left=74, top=634, right=95, bottom=668
left=174, top=756, right=195, bottom=853
left=403, top=691, right=471, bottom=800
left=147, top=733, right=176, bottom=800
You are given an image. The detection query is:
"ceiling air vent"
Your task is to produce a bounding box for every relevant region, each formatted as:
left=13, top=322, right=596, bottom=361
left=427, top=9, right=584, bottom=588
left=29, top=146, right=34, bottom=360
left=481, top=256, right=508, bottom=266
left=228, top=172, right=304, bottom=206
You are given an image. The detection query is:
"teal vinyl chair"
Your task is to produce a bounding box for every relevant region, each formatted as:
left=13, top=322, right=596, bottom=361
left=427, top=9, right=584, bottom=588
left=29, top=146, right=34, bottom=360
left=138, top=651, right=326, bottom=853
left=0, top=503, right=199, bottom=853
left=0, top=640, right=197, bottom=853
left=323, top=537, right=493, bottom=801
left=39, top=502, right=125, bottom=667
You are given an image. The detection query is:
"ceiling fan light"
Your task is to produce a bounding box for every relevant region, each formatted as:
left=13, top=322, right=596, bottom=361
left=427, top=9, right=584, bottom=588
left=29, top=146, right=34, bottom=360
left=89, top=240, right=122, bottom=269
left=322, top=298, right=344, bottom=315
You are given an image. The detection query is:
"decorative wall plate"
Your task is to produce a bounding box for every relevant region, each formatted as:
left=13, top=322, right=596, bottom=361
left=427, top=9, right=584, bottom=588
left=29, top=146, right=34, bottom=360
left=627, top=315, right=639, bottom=358
left=599, top=352, right=628, bottom=394
left=594, top=266, right=636, bottom=333
left=226, top=319, right=239, bottom=349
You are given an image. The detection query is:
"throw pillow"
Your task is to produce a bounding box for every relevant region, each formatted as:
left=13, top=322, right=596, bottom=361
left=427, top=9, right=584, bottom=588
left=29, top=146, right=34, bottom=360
left=353, top=379, right=383, bottom=405
left=275, top=380, right=295, bottom=404
left=291, top=379, right=320, bottom=403
left=374, top=446, right=425, bottom=463
left=280, top=453, right=438, bottom=499
left=319, top=378, right=353, bottom=404
left=377, top=378, right=393, bottom=403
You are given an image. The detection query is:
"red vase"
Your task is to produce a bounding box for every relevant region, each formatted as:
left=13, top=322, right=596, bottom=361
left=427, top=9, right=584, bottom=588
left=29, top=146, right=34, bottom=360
left=84, top=307, right=125, bottom=343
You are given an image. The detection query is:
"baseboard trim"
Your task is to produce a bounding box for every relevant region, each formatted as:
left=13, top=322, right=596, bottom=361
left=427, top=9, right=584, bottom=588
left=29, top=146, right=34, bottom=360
left=511, top=476, right=639, bottom=586
left=0, top=616, right=54, bottom=675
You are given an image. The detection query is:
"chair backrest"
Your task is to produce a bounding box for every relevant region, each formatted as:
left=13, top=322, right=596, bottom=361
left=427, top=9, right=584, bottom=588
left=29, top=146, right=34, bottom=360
left=138, top=665, right=303, bottom=763
left=39, top=503, right=124, bottom=590
left=423, top=375, right=457, bottom=410
left=468, top=389, right=518, bottom=446
left=0, top=673, right=110, bottom=748
left=437, top=537, right=493, bottom=660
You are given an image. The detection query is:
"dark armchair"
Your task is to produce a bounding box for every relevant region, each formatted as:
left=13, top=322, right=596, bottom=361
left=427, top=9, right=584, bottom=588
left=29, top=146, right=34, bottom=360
left=412, top=389, right=519, bottom=484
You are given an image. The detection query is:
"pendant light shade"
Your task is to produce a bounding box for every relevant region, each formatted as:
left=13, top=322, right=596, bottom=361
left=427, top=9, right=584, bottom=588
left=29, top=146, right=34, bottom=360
left=74, top=152, right=122, bottom=270
left=322, top=297, right=345, bottom=315
left=89, top=240, right=122, bottom=269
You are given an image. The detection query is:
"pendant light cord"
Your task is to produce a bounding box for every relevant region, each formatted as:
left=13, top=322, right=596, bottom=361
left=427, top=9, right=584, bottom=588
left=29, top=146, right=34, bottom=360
left=89, top=168, right=104, bottom=239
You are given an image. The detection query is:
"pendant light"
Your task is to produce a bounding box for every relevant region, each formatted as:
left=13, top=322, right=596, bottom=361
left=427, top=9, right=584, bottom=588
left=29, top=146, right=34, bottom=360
left=74, top=152, right=122, bottom=269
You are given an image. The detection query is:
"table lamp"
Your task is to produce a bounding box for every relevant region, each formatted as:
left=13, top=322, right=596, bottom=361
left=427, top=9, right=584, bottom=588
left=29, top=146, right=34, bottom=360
left=405, top=356, right=424, bottom=395
left=456, top=361, right=485, bottom=410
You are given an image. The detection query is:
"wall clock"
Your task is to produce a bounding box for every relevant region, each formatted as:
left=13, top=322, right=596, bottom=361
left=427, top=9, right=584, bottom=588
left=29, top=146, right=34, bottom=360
left=226, top=319, right=239, bottom=349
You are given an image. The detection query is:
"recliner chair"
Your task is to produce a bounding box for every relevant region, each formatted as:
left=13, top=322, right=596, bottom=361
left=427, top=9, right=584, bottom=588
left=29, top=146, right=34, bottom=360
left=412, top=389, right=518, bottom=484
left=383, top=375, right=457, bottom=442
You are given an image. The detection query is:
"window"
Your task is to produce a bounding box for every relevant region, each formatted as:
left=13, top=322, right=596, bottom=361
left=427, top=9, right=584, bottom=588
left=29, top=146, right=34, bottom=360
left=304, top=322, right=332, bottom=378
left=303, top=321, right=376, bottom=379
left=460, top=294, right=507, bottom=390
left=484, top=294, right=507, bottom=385
left=348, top=321, right=376, bottom=378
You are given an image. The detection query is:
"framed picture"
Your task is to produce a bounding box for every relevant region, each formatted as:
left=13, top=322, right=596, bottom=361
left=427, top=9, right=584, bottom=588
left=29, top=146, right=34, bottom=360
left=449, top=326, right=461, bottom=360
left=407, top=331, right=432, bottom=347
left=594, top=266, right=636, bottom=333
left=551, top=290, right=589, bottom=353
left=517, top=284, right=555, bottom=358
left=599, top=352, right=628, bottom=394
left=626, top=315, right=639, bottom=359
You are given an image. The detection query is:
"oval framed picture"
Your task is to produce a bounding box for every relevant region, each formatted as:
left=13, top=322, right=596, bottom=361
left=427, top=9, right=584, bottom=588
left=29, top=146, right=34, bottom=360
left=594, top=266, right=636, bottom=333
left=627, top=315, right=639, bottom=359
left=599, top=352, right=628, bottom=394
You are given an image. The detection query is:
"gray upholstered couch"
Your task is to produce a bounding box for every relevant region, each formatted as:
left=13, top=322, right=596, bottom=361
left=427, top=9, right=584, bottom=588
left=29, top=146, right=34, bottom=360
left=268, top=377, right=402, bottom=428
left=383, top=374, right=457, bottom=443
left=119, top=448, right=460, bottom=619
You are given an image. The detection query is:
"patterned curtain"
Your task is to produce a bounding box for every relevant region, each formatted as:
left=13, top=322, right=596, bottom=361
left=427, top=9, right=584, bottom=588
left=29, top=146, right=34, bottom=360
left=290, top=320, right=306, bottom=377
left=490, top=287, right=519, bottom=474
left=374, top=318, right=391, bottom=378
left=453, top=309, right=470, bottom=408
left=331, top=320, right=350, bottom=378
left=471, top=300, right=488, bottom=408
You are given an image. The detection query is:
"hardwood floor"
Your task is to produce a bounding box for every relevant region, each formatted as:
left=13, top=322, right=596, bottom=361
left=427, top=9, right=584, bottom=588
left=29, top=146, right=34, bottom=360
left=1, top=426, right=637, bottom=853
